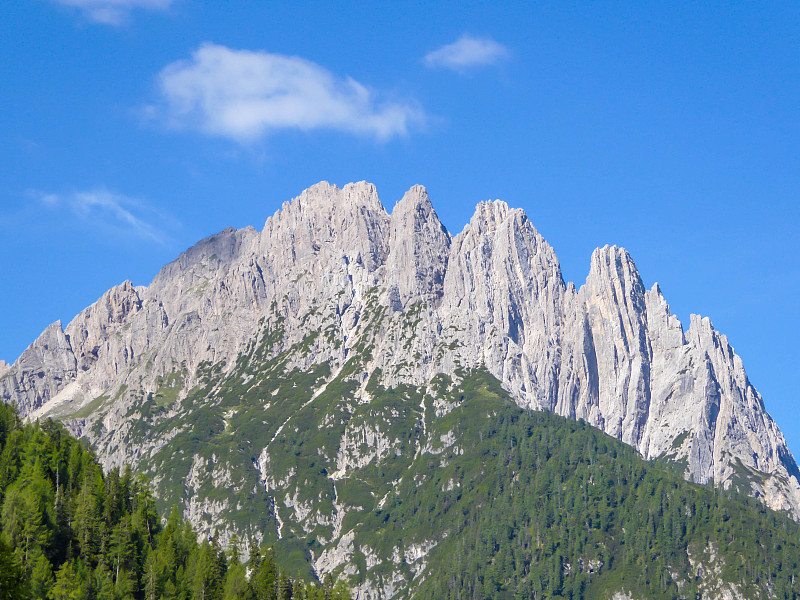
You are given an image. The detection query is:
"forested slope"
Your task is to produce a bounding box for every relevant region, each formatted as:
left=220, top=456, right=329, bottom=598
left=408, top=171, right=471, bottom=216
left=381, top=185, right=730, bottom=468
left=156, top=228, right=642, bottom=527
left=0, top=401, right=349, bottom=600
left=367, top=371, right=800, bottom=600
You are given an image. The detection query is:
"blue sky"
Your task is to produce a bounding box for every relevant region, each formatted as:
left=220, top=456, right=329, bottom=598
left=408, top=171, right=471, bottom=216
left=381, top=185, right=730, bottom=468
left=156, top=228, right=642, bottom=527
left=1, top=1, right=798, bottom=456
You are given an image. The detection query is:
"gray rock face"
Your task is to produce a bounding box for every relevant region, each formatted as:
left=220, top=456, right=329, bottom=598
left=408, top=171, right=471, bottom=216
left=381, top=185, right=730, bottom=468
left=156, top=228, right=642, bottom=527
left=1, top=321, right=77, bottom=416
left=2, top=180, right=799, bottom=527
left=386, top=185, right=450, bottom=310
left=436, top=200, right=566, bottom=409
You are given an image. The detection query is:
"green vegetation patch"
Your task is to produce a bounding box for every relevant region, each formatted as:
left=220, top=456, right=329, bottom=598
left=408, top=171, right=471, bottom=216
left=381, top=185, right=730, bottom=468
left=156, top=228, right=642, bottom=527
left=0, top=402, right=351, bottom=600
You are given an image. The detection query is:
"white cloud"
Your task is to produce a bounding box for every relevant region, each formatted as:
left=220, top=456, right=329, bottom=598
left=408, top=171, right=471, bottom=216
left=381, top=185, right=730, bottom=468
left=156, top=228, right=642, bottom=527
left=52, top=0, right=172, bottom=25
left=153, top=43, right=423, bottom=143
left=424, top=34, right=509, bottom=71
left=30, top=189, right=170, bottom=243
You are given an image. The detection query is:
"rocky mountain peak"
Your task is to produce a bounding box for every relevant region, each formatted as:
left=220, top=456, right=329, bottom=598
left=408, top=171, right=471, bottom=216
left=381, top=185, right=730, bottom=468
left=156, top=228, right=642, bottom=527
left=643, top=282, right=685, bottom=351
left=64, top=281, right=144, bottom=375
left=582, top=244, right=648, bottom=354
left=3, top=320, right=76, bottom=416
left=150, top=226, right=256, bottom=297
left=687, top=314, right=750, bottom=387
left=281, top=180, right=385, bottom=220
left=585, top=245, right=645, bottom=301
left=263, top=181, right=390, bottom=274
left=465, top=199, right=517, bottom=236
left=2, top=181, right=799, bottom=580
left=390, top=184, right=431, bottom=218
left=341, top=180, right=383, bottom=211
left=386, top=185, right=451, bottom=309
left=687, top=313, right=724, bottom=349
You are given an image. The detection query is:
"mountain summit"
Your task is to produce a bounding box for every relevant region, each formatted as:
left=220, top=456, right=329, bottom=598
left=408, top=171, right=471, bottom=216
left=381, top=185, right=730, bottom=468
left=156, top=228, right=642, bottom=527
left=2, top=182, right=799, bottom=596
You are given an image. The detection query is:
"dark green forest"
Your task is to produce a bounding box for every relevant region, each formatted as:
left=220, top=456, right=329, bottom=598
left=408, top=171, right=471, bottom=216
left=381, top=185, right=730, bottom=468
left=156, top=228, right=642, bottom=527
left=382, top=372, right=800, bottom=599
left=0, top=402, right=349, bottom=600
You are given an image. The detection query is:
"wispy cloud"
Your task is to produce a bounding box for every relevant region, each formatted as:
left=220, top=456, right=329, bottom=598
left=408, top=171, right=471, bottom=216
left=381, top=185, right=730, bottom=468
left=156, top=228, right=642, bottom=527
left=52, top=0, right=172, bottom=25
left=424, top=34, right=509, bottom=71
left=150, top=43, right=424, bottom=143
left=29, top=188, right=172, bottom=244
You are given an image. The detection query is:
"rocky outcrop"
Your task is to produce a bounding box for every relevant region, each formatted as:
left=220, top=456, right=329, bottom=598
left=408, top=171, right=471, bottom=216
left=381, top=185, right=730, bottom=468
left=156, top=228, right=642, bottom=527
left=438, top=200, right=566, bottom=408
left=2, top=180, right=799, bottom=529
left=1, top=321, right=77, bottom=416
left=386, top=185, right=451, bottom=310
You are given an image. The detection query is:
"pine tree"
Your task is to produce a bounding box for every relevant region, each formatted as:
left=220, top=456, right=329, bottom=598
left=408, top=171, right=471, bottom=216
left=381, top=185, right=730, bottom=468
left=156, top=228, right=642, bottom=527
left=144, top=552, right=159, bottom=600
left=49, top=560, right=83, bottom=600
left=222, top=562, right=250, bottom=600
left=94, top=563, right=116, bottom=600
left=252, top=546, right=278, bottom=600
left=73, top=476, right=100, bottom=561
left=0, top=536, right=26, bottom=600
left=28, top=550, right=53, bottom=599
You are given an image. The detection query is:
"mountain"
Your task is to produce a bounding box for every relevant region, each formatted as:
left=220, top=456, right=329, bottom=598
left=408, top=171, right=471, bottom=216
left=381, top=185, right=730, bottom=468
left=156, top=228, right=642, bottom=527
left=2, top=181, right=799, bottom=599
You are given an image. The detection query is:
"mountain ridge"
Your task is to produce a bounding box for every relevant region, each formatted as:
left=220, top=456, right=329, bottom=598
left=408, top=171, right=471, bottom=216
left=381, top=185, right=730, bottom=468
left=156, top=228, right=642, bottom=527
left=2, top=181, right=800, bottom=598
left=0, top=182, right=800, bottom=600
left=2, top=180, right=798, bottom=518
